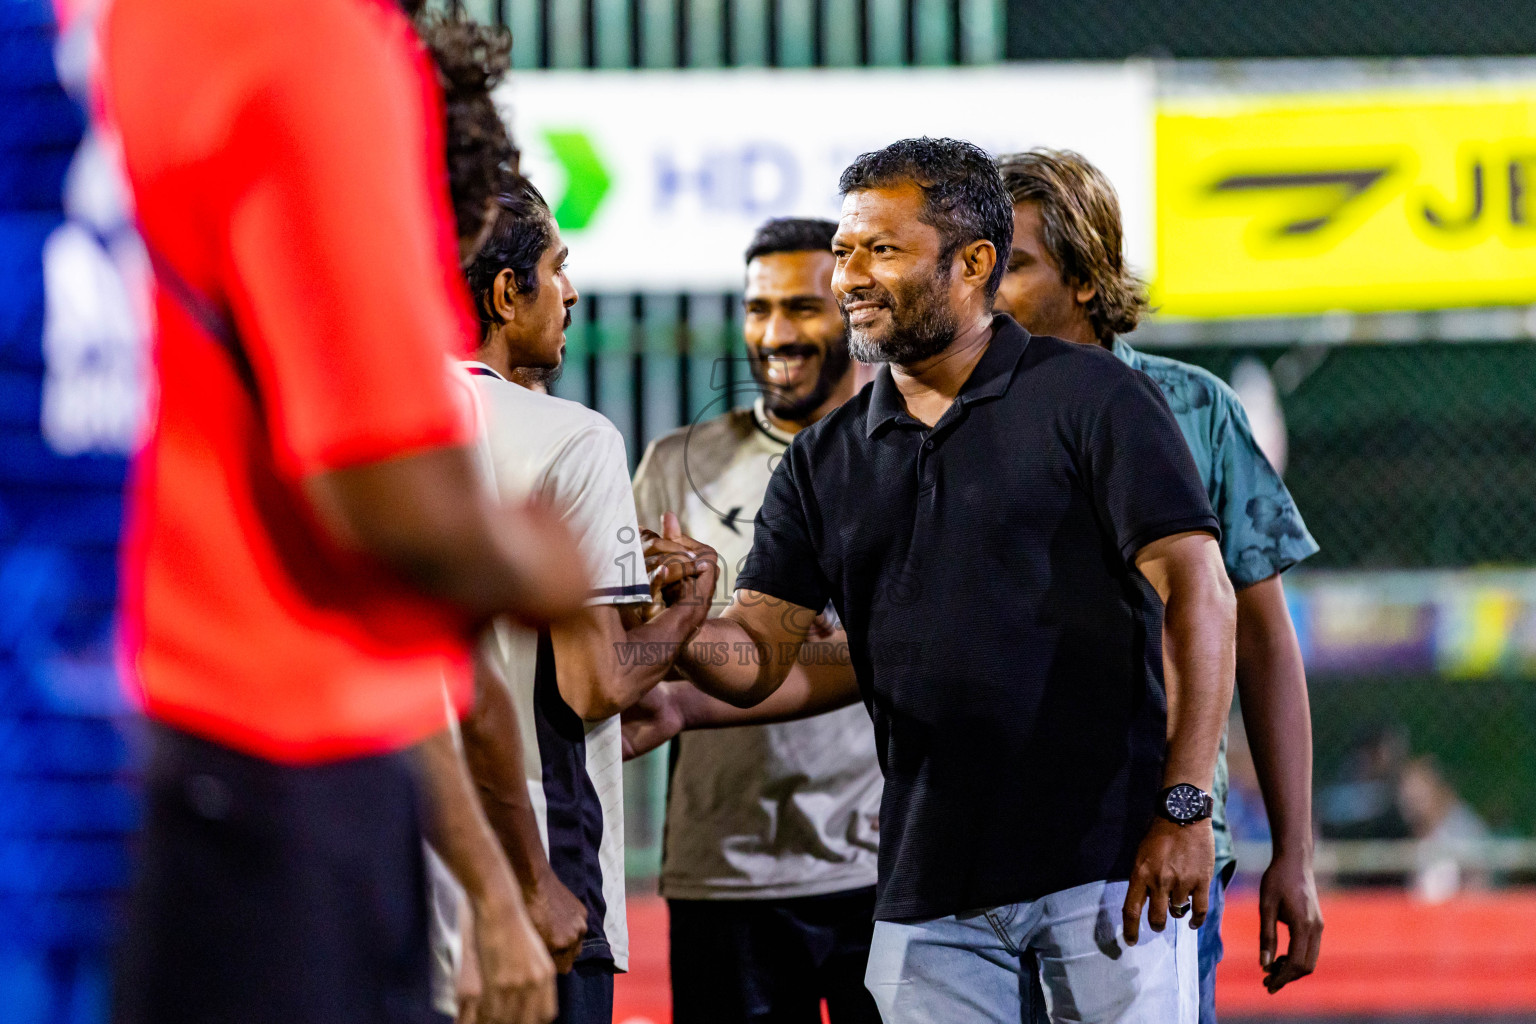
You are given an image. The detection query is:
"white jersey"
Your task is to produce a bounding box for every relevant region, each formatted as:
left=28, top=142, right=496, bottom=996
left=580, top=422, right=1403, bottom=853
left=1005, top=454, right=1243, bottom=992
left=633, top=399, right=882, bottom=900
left=463, top=361, right=648, bottom=970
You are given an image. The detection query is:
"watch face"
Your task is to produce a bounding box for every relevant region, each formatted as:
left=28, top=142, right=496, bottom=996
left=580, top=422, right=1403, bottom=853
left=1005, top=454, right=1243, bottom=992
left=1165, top=784, right=1205, bottom=822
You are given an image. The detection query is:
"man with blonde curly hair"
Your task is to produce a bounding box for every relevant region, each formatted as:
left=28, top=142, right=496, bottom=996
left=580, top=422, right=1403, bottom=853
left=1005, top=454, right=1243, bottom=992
left=993, top=148, right=1325, bottom=1024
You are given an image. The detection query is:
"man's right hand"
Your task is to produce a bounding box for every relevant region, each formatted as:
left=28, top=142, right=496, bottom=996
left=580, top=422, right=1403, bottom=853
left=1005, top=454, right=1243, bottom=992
left=1122, top=817, right=1214, bottom=945
left=522, top=868, right=588, bottom=974
left=469, top=879, right=558, bottom=1024
left=642, top=512, right=720, bottom=608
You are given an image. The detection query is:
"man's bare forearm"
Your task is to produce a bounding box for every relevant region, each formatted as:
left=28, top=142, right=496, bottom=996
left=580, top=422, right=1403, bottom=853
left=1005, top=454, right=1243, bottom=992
left=674, top=608, right=800, bottom=708
left=620, top=633, right=858, bottom=761
left=463, top=645, right=589, bottom=973
left=460, top=649, right=555, bottom=888
left=412, top=726, right=525, bottom=910
left=672, top=635, right=860, bottom=727
left=1160, top=562, right=1237, bottom=791
left=557, top=598, right=712, bottom=721
left=305, top=445, right=587, bottom=626
left=1235, top=575, right=1314, bottom=857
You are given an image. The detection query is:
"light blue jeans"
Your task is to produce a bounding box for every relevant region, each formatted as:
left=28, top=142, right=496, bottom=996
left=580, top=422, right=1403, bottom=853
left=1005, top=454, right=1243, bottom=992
left=864, top=879, right=1198, bottom=1024
left=1196, top=863, right=1234, bottom=1024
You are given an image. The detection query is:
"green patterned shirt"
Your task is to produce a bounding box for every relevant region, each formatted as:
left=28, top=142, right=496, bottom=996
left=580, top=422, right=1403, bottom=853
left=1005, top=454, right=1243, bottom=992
left=1113, top=338, right=1319, bottom=869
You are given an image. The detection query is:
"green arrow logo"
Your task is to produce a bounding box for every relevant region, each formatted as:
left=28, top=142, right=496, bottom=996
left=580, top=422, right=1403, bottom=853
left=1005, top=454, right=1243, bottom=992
left=542, top=129, right=611, bottom=231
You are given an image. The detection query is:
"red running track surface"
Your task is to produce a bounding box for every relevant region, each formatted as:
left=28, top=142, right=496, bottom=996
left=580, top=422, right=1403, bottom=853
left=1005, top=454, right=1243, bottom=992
left=613, top=889, right=1536, bottom=1023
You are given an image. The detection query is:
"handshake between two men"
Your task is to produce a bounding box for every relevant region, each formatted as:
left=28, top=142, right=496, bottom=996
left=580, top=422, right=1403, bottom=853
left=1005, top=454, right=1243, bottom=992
left=627, top=511, right=1225, bottom=955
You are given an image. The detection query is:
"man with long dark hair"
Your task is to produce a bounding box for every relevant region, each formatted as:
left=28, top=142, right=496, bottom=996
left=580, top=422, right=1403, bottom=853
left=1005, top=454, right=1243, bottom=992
left=991, top=147, right=1323, bottom=1021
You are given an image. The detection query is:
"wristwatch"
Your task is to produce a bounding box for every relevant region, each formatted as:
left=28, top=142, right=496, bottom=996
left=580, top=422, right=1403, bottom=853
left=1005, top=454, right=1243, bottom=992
left=1156, top=784, right=1214, bottom=825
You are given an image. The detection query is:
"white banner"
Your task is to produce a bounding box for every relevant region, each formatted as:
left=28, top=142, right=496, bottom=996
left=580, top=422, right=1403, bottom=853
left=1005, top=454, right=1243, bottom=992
left=499, top=66, right=1153, bottom=291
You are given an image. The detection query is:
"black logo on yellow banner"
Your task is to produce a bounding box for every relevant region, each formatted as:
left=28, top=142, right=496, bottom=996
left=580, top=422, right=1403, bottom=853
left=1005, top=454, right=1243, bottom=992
left=1156, top=93, right=1536, bottom=316
left=1209, top=169, right=1395, bottom=237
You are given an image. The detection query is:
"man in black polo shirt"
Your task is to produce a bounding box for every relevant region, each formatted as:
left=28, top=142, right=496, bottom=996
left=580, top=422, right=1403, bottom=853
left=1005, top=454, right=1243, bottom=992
left=643, top=138, right=1235, bottom=1023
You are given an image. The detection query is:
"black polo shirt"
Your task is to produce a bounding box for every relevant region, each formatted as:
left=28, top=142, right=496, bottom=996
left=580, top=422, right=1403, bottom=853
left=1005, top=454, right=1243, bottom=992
left=735, top=315, right=1220, bottom=922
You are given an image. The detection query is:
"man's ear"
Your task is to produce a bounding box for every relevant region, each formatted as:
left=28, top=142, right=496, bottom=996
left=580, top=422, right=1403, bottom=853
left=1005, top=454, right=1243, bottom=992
left=491, top=268, right=519, bottom=322
left=960, top=239, right=997, bottom=291
left=1073, top=280, right=1098, bottom=306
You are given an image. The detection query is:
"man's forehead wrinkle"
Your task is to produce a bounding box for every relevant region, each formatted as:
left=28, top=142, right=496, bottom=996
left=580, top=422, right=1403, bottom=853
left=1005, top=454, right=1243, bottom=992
left=835, top=227, right=894, bottom=246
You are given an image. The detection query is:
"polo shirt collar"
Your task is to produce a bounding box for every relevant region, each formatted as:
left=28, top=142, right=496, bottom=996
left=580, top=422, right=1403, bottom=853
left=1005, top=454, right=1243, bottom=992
left=864, top=314, right=1031, bottom=438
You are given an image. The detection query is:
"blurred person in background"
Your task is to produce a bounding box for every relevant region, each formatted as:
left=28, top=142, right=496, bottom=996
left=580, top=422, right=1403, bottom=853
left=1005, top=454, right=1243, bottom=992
left=1316, top=725, right=1412, bottom=842
left=459, top=172, right=722, bottom=1024
left=630, top=217, right=882, bottom=1024
left=991, top=148, right=1324, bottom=1012
left=1397, top=755, right=1493, bottom=901
left=98, top=0, right=596, bottom=1021
left=631, top=137, right=1233, bottom=1024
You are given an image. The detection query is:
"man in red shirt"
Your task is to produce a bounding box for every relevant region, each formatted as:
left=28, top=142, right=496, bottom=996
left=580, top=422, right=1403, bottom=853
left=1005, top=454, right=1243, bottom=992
left=99, top=1, right=586, bottom=1021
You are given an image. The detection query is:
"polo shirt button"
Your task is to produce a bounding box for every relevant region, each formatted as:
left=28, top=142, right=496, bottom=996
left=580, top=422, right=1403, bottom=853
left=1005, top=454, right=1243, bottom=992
left=924, top=440, right=935, bottom=450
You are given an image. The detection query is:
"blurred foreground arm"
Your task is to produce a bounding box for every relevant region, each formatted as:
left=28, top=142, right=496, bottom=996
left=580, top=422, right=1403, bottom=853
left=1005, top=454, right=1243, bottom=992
left=413, top=728, right=556, bottom=1024
left=305, top=446, right=588, bottom=626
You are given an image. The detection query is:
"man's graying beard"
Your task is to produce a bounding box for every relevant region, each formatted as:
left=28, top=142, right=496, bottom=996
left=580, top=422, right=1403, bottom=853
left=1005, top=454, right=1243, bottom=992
left=841, top=263, right=958, bottom=367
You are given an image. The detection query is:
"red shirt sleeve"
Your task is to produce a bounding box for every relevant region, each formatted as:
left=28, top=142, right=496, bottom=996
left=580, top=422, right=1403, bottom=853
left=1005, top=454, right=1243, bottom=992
left=220, top=0, right=475, bottom=476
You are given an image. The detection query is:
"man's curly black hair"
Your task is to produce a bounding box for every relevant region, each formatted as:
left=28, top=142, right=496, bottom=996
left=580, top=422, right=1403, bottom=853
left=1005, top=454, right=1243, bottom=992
left=839, top=137, right=1013, bottom=298
left=414, top=6, right=518, bottom=247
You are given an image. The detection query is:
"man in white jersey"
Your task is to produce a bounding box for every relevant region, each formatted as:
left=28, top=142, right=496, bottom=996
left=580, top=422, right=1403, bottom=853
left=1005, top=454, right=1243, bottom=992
left=631, top=218, right=883, bottom=1024
left=461, top=175, right=720, bottom=1024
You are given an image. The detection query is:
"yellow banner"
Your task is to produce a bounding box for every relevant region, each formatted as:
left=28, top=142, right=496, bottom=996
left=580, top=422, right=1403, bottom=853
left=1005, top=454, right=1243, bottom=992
left=1155, top=87, right=1536, bottom=317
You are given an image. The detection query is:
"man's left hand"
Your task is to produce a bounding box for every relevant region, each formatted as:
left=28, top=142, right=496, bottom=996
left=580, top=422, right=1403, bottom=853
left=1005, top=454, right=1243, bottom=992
left=621, top=683, right=687, bottom=761
left=522, top=867, right=587, bottom=975
left=1258, top=850, right=1323, bottom=993
left=1123, top=818, right=1213, bottom=945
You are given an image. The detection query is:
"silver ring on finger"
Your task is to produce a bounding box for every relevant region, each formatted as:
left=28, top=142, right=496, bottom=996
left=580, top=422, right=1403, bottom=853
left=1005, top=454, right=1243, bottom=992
left=1170, top=901, right=1193, bottom=918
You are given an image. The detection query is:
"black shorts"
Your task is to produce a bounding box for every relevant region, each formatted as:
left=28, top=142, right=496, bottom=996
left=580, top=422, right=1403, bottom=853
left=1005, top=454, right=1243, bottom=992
left=668, top=887, right=881, bottom=1024
left=113, top=723, right=441, bottom=1024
